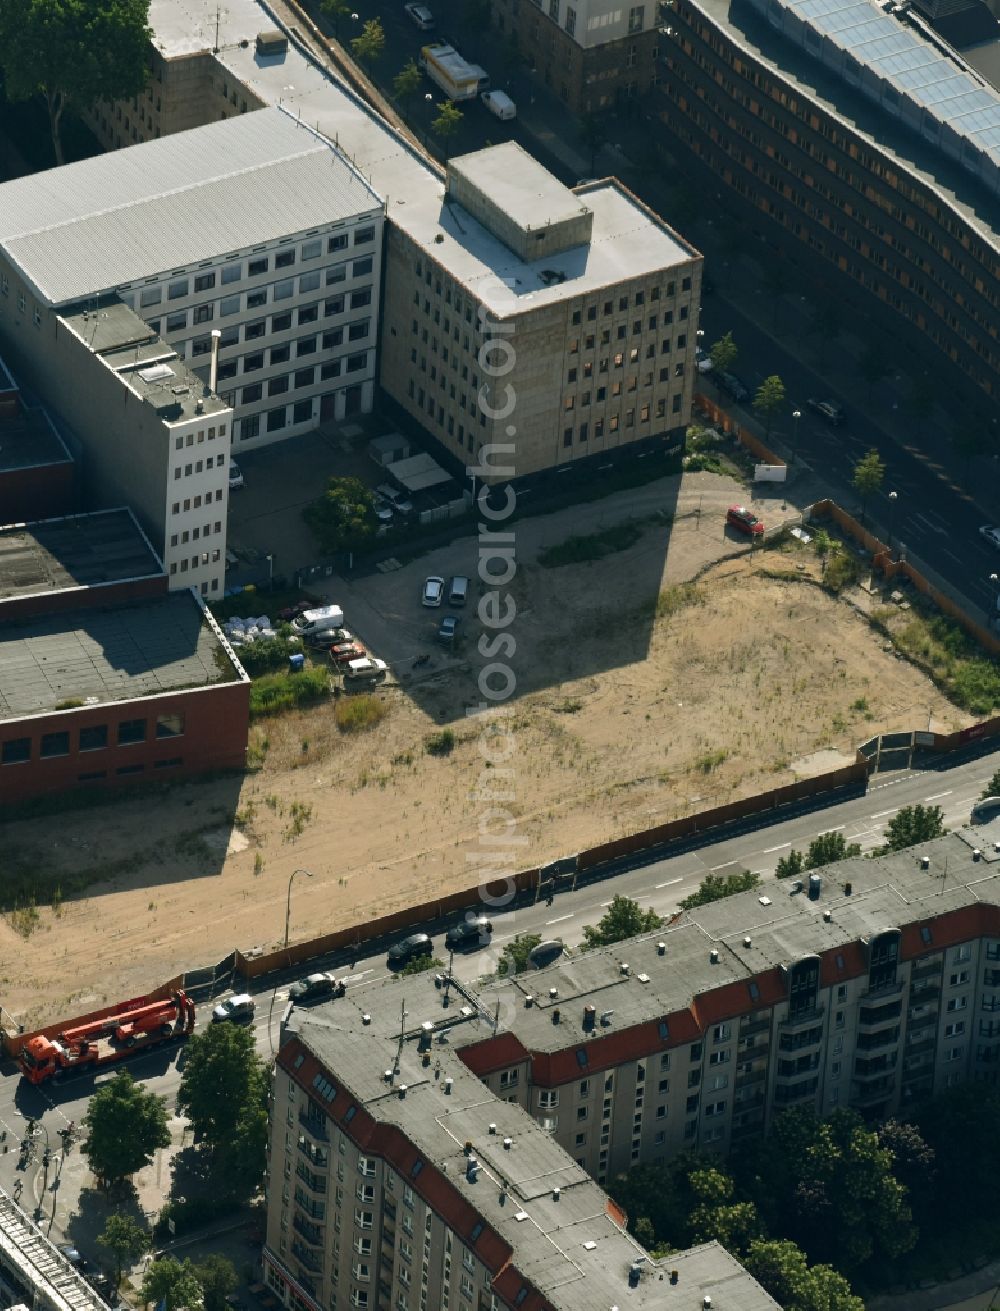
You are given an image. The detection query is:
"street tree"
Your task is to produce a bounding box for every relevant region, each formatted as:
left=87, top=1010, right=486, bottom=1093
left=82, top=1070, right=170, bottom=1192
left=851, top=448, right=885, bottom=523
left=177, top=1021, right=265, bottom=1157
left=498, top=933, right=542, bottom=976
left=194, top=1256, right=238, bottom=1311
left=753, top=375, right=786, bottom=440
left=431, top=100, right=463, bottom=151
left=303, top=475, right=377, bottom=553
left=805, top=831, right=861, bottom=868
left=858, top=343, right=891, bottom=399
left=141, top=1256, right=203, bottom=1311
left=320, top=0, right=351, bottom=38
left=579, top=114, right=606, bottom=174
left=680, top=869, right=760, bottom=909
left=97, top=1212, right=149, bottom=1288
left=881, top=803, right=945, bottom=853
left=981, top=768, right=1000, bottom=799
left=709, top=331, right=738, bottom=375
left=219, top=1079, right=269, bottom=1196
left=582, top=895, right=662, bottom=950
left=775, top=849, right=805, bottom=880
left=350, top=17, right=385, bottom=70
left=744, top=1239, right=865, bottom=1311
left=878, top=1120, right=936, bottom=1211
left=392, top=59, right=423, bottom=106
left=687, top=1167, right=763, bottom=1255
left=0, top=0, right=152, bottom=165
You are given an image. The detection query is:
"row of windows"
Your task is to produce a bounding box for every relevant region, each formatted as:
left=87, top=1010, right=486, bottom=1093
left=213, top=321, right=370, bottom=380
left=149, top=286, right=372, bottom=345
left=1, top=714, right=184, bottom=764
left=171, top=490, right=224, bottom=516
left=570, top=279, right=691, bottom=326
left=169, top=550, right=223, bottom=575
left=169, top=523, right=223, bottom=547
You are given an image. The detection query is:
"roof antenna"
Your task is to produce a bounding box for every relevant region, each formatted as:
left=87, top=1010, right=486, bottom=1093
left=394, top=997, right=406, bottom=1075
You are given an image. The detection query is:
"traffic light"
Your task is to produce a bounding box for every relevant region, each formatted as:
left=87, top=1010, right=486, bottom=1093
left=42, top=1150, right=50, bottom=1168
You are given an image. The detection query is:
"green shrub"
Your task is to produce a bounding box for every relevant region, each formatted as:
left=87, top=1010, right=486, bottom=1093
left=823, top=550, right=860, bottom=593
left=538, top=521, right=643, bottom=568
left=334, top=695, right=387, bottom=733
left=425, top=729, right=455, bottom=756
left=249, top=668, right=329, bottom=719
left=236, top=635, right=299, bottom=677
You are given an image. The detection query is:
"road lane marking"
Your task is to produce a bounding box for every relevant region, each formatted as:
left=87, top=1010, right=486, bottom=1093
left=656, top=877, right=683, bottom=888
left=763, top=842, right=791, bottom=853
left=870, top=808, right=899, bottom=819
left=924, top=791, right=953, bottom=802
left=546, top=913, right=575, bottom=925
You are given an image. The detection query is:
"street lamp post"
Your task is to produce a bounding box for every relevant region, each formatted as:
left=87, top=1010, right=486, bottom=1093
left=285, top=868, right=314, bottom=950
left=991, top=574, right=999, bottom=630
left=791, top=409, right=802, bottom=464
left=887, top=491, right=898, bottom=556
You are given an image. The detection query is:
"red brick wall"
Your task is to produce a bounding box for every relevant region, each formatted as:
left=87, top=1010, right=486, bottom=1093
left=0, top=679, right=249, bottom=805
left=0, top=461, right=75, bottom=526
left=1, top=573, right=168, bottom=623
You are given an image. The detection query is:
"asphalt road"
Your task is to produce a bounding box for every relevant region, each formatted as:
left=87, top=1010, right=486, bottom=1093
left=4, top=743, right=999, bottom=1253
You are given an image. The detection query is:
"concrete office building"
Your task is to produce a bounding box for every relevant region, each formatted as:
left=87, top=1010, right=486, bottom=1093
left=266, top=982, right=779, bottom=1311
left=381, top=143, right=702, bottom=481
left=0, top=106, right=384, bottom=455
left=79, top=0, right=700, bottom=481
left=490, top=0, right=660, bottom=112
left=654, top=0, right=1000, bottom=408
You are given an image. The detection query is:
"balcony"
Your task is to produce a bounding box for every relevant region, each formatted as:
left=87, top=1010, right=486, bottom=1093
left=293, top=1215, right=324, bottom=1248
left=291, top=1243, right=323, bottom=1275
left=774, top=1076, right=819, bottom=1105
left=856, top=1026, right=901, bottom=1052
left=906, top=1011, right=939, bottom=1033
left=854, top=1052, right=897, bottom=1080
left=858, top=998, right=903, bottom=1029
left=851, top=1076, right=895, bottom=1107
left=862, top=980, right=904, bottom=1004
left=909, top=960, right=943, bottom=983
left=297, top=1138, right=328, bottom=1169
left=735, top=1067, right=767, bottom=1088
left=739, top=1018, right=771, bottom=1038
left=299, top=1111, right=329, bottom=1142
left=296, top=1163, right=327, bottom=1195
left=905, top=1036, right=936, bottom=1058
left=778, top=1006, right=824, bottom=1034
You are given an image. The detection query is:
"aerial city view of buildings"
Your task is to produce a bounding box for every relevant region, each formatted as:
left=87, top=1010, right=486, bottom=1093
left=1, top=0, right=1000, bottom=1307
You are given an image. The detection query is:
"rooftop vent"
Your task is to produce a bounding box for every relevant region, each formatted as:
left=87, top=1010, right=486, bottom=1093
left=808, top=874, right=822, bottom=900
left=709, top=949, right=719, bottom=964
left=549, top=987, right=559, bottom=999
left=503, top=1137, right=512, bottom=1150
left=920, top=855, right=931, bottom=870
left=845, top=881, right=853, bottom=896
left=467, top=1157, right=479, bottom=1182
left=600, top=1010, right=614, bottom=1026
left=514, top=1211, right=528, bottom=1222
left=657, top=942, right=666, bottom=956
left=553, top=1187, right=560, bottom=1200
left=629, top=1263, right=642, bottom=1288
left=398, top=1085, right=408, bottom=1098
left=620, top=963, right=630, bottom=977
left=973, top=849, right=982, bottom=862
left=434, top=973, right=444, bottom=989
left=995, top=842, right=1000, bottom=854
left=362, top=1013, right=371, bottom=1025
left=552, top=1008, right=561, bottom=1024
left=704, top=1298, right=712, bottom=1308
left=444, top=1077, right=453, bottom=1094
left=384, top=1069, right=393, bottom=1082
left=583, top=1241, right=597, bottom=1251
left=670, top=1270, right=679, bottom=1285
left=525, top=996, right=534, bottom=1008
left=637, top=972, right=650, bottom=984
left=743, top=935, right=752, bottom=948
left=489, top=1123, right=497, bottom=1134
left=823, top=909, right=833, bottom=923
left=583, top=1005, right=596, bottom=1030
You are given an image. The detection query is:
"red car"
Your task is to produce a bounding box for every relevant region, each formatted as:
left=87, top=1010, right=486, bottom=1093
left=726, top=505, right=764, bottom=538
left=329, top=642, right=367, bottom=667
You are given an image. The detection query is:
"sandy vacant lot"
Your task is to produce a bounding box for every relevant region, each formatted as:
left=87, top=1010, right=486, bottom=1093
left=0, top=471, right=971, bottom=1026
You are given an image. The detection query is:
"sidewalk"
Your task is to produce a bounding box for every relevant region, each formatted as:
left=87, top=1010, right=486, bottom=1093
left=867, top=1256, right=1000, bottom=1311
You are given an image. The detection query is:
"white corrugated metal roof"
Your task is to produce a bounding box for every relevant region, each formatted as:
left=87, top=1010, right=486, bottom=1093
left=0, top=107, right=381, bottom=305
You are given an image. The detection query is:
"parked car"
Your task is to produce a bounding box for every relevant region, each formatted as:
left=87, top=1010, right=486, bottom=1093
left=387, top=933, right=434, bottom=968
left=481, top=89, right=516, bottom=120
left=289, top=972, right=346, bottom=1004
left=404, top=1, right=435, bottom=28
left=979, top=524, right=1000, bottom=550
left=445, top=916, right=492, bottom=951
left=448, top=576, right=469, bottom=606
left=806, top=397, right=845, bottom=426
left=59, top=1246, right=88, bottom=1271
left=228, top=461, right=245, bottom=490
left=278, top=599, right=318, bottom=622
left=718, top=372, right=750, bottom=403
left=212, top=993, right=255, bottom=1024
left=528, top=939, right=565, bottom=970
left=330, top=641, right=368, bottom=667
left=438, top=615, right=459, bottom=645
left=726, top=505, right=764, bottom=538
left=422, top=575, right=445, bottom=607
left=376, top=483, right=414, bottom=514
left=343, top=657, right=388, bottom=684
left=305, top=627, right=353, bottom=649
left=695, top=349, right=714, bottom=374
left=293, top=605, right=345, bottom=636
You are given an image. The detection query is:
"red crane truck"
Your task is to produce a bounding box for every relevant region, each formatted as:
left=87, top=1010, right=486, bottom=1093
left=18, top=990, right=196, bottom=1084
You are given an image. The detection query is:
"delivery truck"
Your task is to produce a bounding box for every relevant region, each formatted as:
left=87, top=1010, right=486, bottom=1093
left=419, top=43, right=488, bottom=101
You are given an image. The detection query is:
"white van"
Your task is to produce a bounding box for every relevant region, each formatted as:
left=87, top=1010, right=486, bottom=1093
left=481, top=89, right=516, bottom=121
left=293, top=605, right=345, bottom=637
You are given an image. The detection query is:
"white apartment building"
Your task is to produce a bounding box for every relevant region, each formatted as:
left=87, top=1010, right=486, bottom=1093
left=0, top=105, right=383, bottom=453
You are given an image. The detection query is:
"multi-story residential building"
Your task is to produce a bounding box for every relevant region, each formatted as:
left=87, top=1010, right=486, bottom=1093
left=380, top=142, right=701, bottom=481
left=490, top=0, right=660, bottom=112
left=654, top=0, right=1000, bottom=410
left=267, top=978, right=780, bottom=1311
left=78, top=0, right=700, bottom=482
left=0, top=105, right=384, bottom=454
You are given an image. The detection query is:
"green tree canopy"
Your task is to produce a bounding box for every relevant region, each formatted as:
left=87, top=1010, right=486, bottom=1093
left=709, top=331, right=738, bottom=375
left=775, top=848, right=805, bottom=880
left=744, top=1239, right=865, bottom=1311
left=679, top=869, right=760, bottom=909
left=0, top=0, right=152, bottom=165
left=392, top=59, right=422, bottom=105
left=497, top=933, right=541, bottom=977
left=141, top=1256, right=203, bottom=1311
left=851, top=448, right=885, bottom=523
left=879, top=803, right=945, bottom=853
left=97, top=1212, right=149, bottom=1287
left=350, top=16, right=385, bottom=68
left=582, top=895, right=662, bottom=950
left=778, top=832, right=861, bottom=877
left=431, top=99, right=463, bottom=149
left=303, top=475, right=378, bottom=553
left=753, top=375, right=786, bottom=439
left=193, top=1256, right=237, bottom=1311
left=177, top=1021, right=265, bottom=1158
left=82, top=1070, right=170, bottom=1191
left=687, top=1167, right=764, bottom=1254
left=981, top=768, right=1000, bottom=799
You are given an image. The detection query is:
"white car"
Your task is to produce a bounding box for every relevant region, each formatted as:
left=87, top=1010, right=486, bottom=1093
left=980, top=525, right=1000, bottom=550
left=372, top=496, right=394, bottom=524
left=404, top=2, right=435, bottom=28
left=422, top=576, right=445, bottom=607
left=376, top=483, right=414, bottom=515
left=695, top=349, right=714, bottom=374
left=228, top=461, right=244, bottom=490
left=344, top=657, right=389, bottom=683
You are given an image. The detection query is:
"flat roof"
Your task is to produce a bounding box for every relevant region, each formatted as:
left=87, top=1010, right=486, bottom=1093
left=0, top=591, right=239, bottom=721
left=207, top=23, right=697, bottom=312
left=59, top=303, right=230, bottom=426
left=0, top=399, right=72, bottom=474
left=0, top=509, right=161, bottom=603
left=696, top=0, right=999, bottom=243
left=0, top=106, right=381, bottom=306
left=449, top=142, right=592, bottom=234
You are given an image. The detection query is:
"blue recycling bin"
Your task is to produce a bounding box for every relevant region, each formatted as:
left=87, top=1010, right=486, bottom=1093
left=288, top=652, right=305, bottom=673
